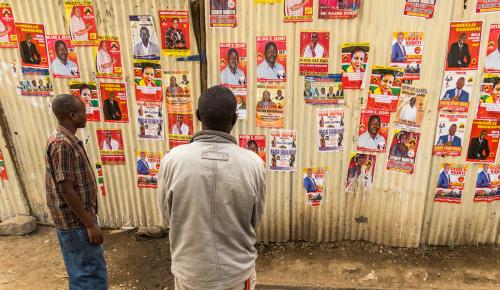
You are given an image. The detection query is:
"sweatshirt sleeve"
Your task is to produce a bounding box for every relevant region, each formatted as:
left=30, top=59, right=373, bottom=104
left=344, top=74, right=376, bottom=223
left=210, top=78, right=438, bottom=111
left=157, top=155, right=173, bottom=226
left=251, top=161, right=266, bottom=228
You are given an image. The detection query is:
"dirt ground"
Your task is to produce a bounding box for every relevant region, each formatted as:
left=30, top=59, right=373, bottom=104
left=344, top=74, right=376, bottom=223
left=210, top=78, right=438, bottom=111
left=0, top=225, right=499, bottom=290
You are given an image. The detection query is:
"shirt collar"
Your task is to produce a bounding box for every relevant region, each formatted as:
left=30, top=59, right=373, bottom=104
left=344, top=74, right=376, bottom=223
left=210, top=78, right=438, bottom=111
left=190, top=130, right=237, bottom=144
left=56, top=125, right=81, bottom=145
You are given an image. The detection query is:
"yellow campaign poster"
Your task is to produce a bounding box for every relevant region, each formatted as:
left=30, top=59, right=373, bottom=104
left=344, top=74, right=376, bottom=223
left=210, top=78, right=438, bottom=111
left=64, top=0, right=98, bottom=46
left=255, top=84, right=285, bottom=128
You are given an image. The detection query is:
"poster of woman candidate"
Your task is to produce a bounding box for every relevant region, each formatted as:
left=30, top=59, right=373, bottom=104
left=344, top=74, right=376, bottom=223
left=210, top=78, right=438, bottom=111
left=476, top=0, right=500, bottom=13
left=96, top=129, right=125, bottom=165
left=164, top=70, right=192, bottom=113
left=304, top=74, right=344, bottom=105
left=130, top=15, right=160, bottom=60
left=393, top=85, right=427, bottom=132
left=366, top=66, right=404, bottom=112
left=444, top=21, right=483, bottom=72
left=299, top=31, right=329, bottom=75
left=303, top=167, right=327, bottom=206
left=476, top=73, right=500, bottom=120
left=69, top=80, right=100, bottom=122
left=209, top=0, right=237, bottom=28
left=357, top=109, right=390, bottom=153
left=256, top=36, right=286, bottom=82
left=133, top=60, right=162, bottom=102
left=341, top=42, right=369, bottom=89
left=15, top=22, right=48, bottom=69
left=0, top=3, right=17, bottom=48
left=137, top=101, right=164, bottom=141
left=269, top=129, right=297, bottom=171
left=284, top=0, right=313, bottom=23
left=159, top=10, right=190, bottom=56
left=239, top=134, right=266, bottom=163
left=386, top=129, right=421, bottom=175
left=99, top=82, right=129, bottom=123
left=403, top=0, right=436, bottom=19
left=318, top=0, right=361, bottom=19
left=432, top=112, right=468, bottom=156
left=64, top=0, right=98, bottom=46
left=345, top=152, right=376, bottom=192
left=94, top=36, right=122, bottom=79
left=484, top=24, right=500, bottom=73
left=47, top=35, right=79, bottom=78
left=168, top=113, right=193, bottom=149
left=317, top=108, right=344, bottom=152
left=474, top=164, right=500, bottom=202
left=466, top=119, right=500, bottom=163
left=256, top=84, right=285, bottom=128
left=220, top=43, right=247, bottom=88
left=438, top=71, right=475, bottom=112
left=390, top=32, right=424, bottom=80
left=434, top=163, right=467, bottom=204
left=136, top=151, right=161, bottom=188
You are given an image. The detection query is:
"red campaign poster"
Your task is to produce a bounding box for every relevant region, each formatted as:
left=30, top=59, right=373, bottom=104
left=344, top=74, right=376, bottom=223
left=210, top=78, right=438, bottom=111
left=256, top=36, right=286, bottom=82
left=96, top=129, right=125, bottom=165
left=403, top=0, right=436, bottom=19
left=366, top=66, right=404, bottom=112
left=474, top=164, right=500, bottom=202
left=484, top=24, right=500, bottom=73
left=477, top=73, right=500, bottom=119
left=341, top=42, right=369, bottom=89
left=466, top=119, right=500, bottom=163
left=15, top=22, right=49, bottom=69
left=239, top=134, right=266, bottom=163
left=318, top=0, right=361, bottom=19
left=284, top=0, right=313, bottom=23
left=99, top=82, right=129, bottom=123
left=133, top=60, right=162, bottom=102
left=434, top=163, right=467, bottom=204
left=64, top=1, right=98, bottom=46
left=476, top=0, right=500, bottom=13
left=95, top=162, right=106, bottom=197
left=299, top=31, right=329, bottom=75
left=209, top=0, right=237, bottom=28
left=69, top=81, right=100, bottom=122
left=386, top=129, right=421, bottom=175
left=168, top=113, right=194, bottom=149
left=0, top=149, right=7, bottom=180
left=220, top=43, right=247, bottom=87
left=159, top=10, right=190, bottom=56
left=0, top=3, right=17, bottom=48
left=356, top=109, right=390, bottom=153
left=445, top=21, right=483, bottom=71
left=47, top=35, right=80, bottom=78
left=95, top=36, right=122, bottom=79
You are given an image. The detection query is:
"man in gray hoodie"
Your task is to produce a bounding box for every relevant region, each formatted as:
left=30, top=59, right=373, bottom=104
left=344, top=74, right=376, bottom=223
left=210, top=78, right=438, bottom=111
left=158, top=85, right=266, bottom=289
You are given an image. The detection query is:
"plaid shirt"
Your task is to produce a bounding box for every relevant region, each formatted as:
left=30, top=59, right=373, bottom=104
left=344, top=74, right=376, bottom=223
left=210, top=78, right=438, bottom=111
left=45, top=125, right=97, bottom=230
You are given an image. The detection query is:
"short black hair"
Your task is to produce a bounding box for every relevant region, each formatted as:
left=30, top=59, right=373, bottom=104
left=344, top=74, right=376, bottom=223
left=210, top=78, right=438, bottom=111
left=264, top=42, right=277, bottom=52
left=368, top=115, right=381, bottom=124
left=140, top=26, right=149, bottom=34
left=227, top=48, right=238, bottom=58
left=54, top=40, right=67, bottom=50
left=51, top=94, right=83, bottom=121
left=198, top=85, right=236, bottom=131
left=350, top=46, right=365, bottom=57
left=247, top=139, right=258, bottom=148
left=79, top=84, right=90, bottom=94
left=142, top=63, right=155, bottom=72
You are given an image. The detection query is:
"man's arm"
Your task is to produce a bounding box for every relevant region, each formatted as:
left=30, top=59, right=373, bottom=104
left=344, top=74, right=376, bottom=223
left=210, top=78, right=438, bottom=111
left=115, top=102, right=122, bottom=117
left=483, top=140, right=490, bottom=158
left=464, top=45, right=471, bottom=66
left=157, top=156, right=173, bottom=225
left=251, top=163, right=266, bottom=228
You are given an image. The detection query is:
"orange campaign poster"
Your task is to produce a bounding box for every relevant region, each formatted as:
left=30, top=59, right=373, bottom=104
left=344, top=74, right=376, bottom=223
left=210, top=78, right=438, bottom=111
left=403, top=0, right=436, bottom=19
left=220, top=43, right=247, bottom=87
left=256, top=84, right=285, bottom=128
left=345, top=152, right=376, bottom=192
left=0, top=149, right=7, bottom=180
left=303, top=167, right=327, bottom=206
left=47, top=35, right=80, bottom=78
left=136, top=151, right=161, bottom=188
left=444, top=21, right=483, bottom=71
left=341, top=42, right=369, bottom=89
left=133, top=60, right=162, bottom=102
left=164, top=70, right=192, bottom=113
left=69, top=81, right=100, bottom=122
left=318, top=0, right=361, bottom=19
left=0, top=3, right=17, bottom=48
left=99, top=82, right=129, bottom=123
left=15, top=22, right=48, bottom=69
left=256, top=36, right=286, bottom=82
left=366, top=66, right=404, bottom=112
left=209, top=0, right=237, bottom=28
left=64, top=0, right=98, bottom=46
left=434, top=163, right=467, bottom=204
left=386, top=129, right=421, bottom=175
left=476, top=0, right=500, bottom=13
left=390, top=32, right=424, bottom=81
left=239, top=134, right=266, bottom=163
left=476, top=73, right=500, bottom=119
left=168, top=113, right=193, bottom=149
left=159, top=10, right=190, bottom=56
left=433, top=112, right=468, bottom=156
left=299, top=31, right=329, bottom=75
left=284, top=0, right=313, bottom=23
left=393, top=85, right=427, bottom=132
left=438, top=71, right=475, bottom=112
left=466, top=119, right=500, bottom=163
left=484, top=24, right=500, bottom=73
left=357, top=109, right=390, bottom=153
left=96, top=129, right=125, bottom=165
left=474, top=164, right=500, bottom=202
left=94, top=36, right=122, bottom=79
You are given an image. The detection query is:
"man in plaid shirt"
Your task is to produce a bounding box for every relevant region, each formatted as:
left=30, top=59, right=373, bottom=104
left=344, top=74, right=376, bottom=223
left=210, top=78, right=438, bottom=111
left=46, top=94, right=108, bottom=290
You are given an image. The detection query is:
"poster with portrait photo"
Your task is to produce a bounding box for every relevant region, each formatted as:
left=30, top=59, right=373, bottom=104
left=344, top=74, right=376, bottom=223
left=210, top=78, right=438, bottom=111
left=476, top=0, right=500, bottom=13
left=16, top=67, right=53, bottom=97
left=390, top=32, right=424, bottom=80
left=345, top=152, right=376, bottom=192
left=94, top=36, right=122, bottom=79
left=299, top=31, right=329, bottom=75
left=0, top=149, right=7, bottom=180
left=303, top=167, right=327, bottom=206
left=64, top=0, right=98, bottom=46
left=317, top=108, right=344, bottom=152
left=239, top=134, right=266, bottom=163
left=476, top=73, right=500, bottom=120
left=357, top=109, right=390, bottom=153
left=434, top=163, right=467, bottom=204
left=466, top=119, right=500, bottom=163
left=69, top=80, right=100, bottom=122
left=366, top=66, right=404, bottom=112
left=432, top=112, right=468, bottom=156
left=136, top=151, right=161, bottom=188
left=484, top=24, right=500, bottom=73
left=209, top=0, right=237, bottom=28
left=304, top=74, right=344, bottom=105
left=283, top=0, right=313, bottom=23
left=133, top=60, right=162, bottom=102
left=137, top=101, right=164, bottom=141
left=96, top=129, right=125, bottom=165
left=256, top=36, right=286, bottom=82
left=15, top=22, right=48, bottom=69
left=130, top=15, right=160, bottom=60
left=341, top=42, right=369, bottom=89
left=47, top=35, right=79, bottom=78
left=256, top=84, right=285, bottom=128
left=269, top=129, right=297, bottom=171
left=168, top=113, right=193, bottom=149
left=438, top=71, right=475, bottom=112
left=0, top=3, right=17, bottom=48
left=474, top=164, right=500, bottom=202
left=403, top=0, right=436, bottom=19
left=99, top=82, right=128, bottom=123
left=220, top=43, right=247, bottom=88
left=165, top=70, right=192, bottom=113
left=393, top=85, right=427, bottom=132
left=444, top=21, right=483, bottom=71
left=318, top=0, right=361, bottom=19
left=159, top=10, right=190, bottom=56
left=386, top=129, right=421, bottom=175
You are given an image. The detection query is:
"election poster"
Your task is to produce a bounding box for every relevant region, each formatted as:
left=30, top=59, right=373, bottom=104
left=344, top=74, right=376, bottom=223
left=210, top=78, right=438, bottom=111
left=476, top=73, right=500, bottom=119
left=345, top=152, right=376, bottom=192
left=474, top=164, right=500, bottom=202
left=231, top=87, right=247, bottom=120
left=0, top=3, right=17, bottom=48
left=0, top=149, right=7, bottom=180
left=69, top=81, right=100, bottom=122
left=256, top=36, right=286, bottom=82
left=269, top=129, right=297, bottom=171
left=367, top=66, right=404, bottom=112
left=136, top=151, right=161, bottom=188
left=299, top=31, right=329, bottom=75
left=386, top=129, right=421, bottom=175
left=99, top=82, right=129, bottom=123
left=466, top=119, right=500, bottom=163
left=168, top=113, right=193, bottom=149
left=318, top=0, right=361, bottom=19
left=317, top=108, right=344, bottom=152
left=341, top=42, right=369, bottom=89
left=476, top=0, right=500, bottom=13
left=165, top=70, right=192, bottom=113
left=433, top=112, right=468, bottom=156
left=484, top=24, right=500, bottom=73
left=15, top=22, right=48, bottom=69
left=393, top=85, right=427, bottom=131
left=16, top=68, right=53, bottom=97
left=304, top=74, right=344, bottom=105
left=239, top=134, right=266, bottom=163
left=357, top=109, right=390, bottom=153
left=284, top=0, right=313, bottom=23
left=137, top=101, right=164, bottom=140
left=220, top=43, right=247, bottom=87
left=47, top=35, right=79, bottom=78
left=159, top=10, right=190, bottom=56
left=96, top=129, right=125, bottom=165
left=95, top=162, right=106, bottom=196
left=390, top=32, right=424, bottom=80
left=209, top=0, right=237, bottom=28
left=94, top=36, right=122, bottom=79
left=444, top=21, right=483, bottom=71
left=129, top=15, right=160, bottom=60
left=64, top=0, right=98, bottom=46
left=303, top=167, right=327, bottom=206
left=403, top=0, right=436, bottom=19
left=438, top=71, right=475, bottom=112
left=133, top=60, right=162, bottom=102
left=256, top=84, right=285, bottom=128
left=434, top=163, right=467, bottom=204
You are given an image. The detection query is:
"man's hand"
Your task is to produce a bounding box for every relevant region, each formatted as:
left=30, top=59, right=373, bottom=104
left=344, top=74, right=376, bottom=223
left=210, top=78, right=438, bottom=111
left=86, top=223, right=103, bottom=245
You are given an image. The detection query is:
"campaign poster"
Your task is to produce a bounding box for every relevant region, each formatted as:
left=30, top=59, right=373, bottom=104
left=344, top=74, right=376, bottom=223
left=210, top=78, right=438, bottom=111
left=130, top=15, right=160, bottom=60
left=386, top=129, right=421, bottom=174
left=0, top=150, right=7, bottom=180
left=96, top=129, right=125, bottom=165
left=239, top=134, right=266, bottom=162
left=438, top=71, right=475, bottom=112
left=303, top=167, right=326, bottom=206
left=256, top=84, right=285, bottom=128
left=137, top=101, right=164, bottom=140
left=476, top=0, right=500, bottom=13
left=357, top=109, right=390, bottom=153
left=403, top=0, right=436, bottom=19
left=47, top=35, right=79, bottom=78
left=16, top=68, right=53, bottom=97
left=318, top=0, right=361, bottom=19
left=256, top=36, right=286, bottom=82
left=434, top=163, right=467, bottom=204
left=341, top=42, right=369, bottom=89
left=445, top=21, right=483, bottom=71
left=284, top=0, right=313, bottom=23
left=133, top=60, right=162, bottom=102
left=390, top=32, right=424, bottom=80
left=0, top=3, right=17, bottom=48
left=15, top=22, right=48, bottom=69
left=484, top=24, right=500, bottom=73
left=220, top=43, right=247, bottom=87
left=269, top=129, right=297, bottom=172
left=136, top=151, right=161, bottom=188
left=466, top=119, right=500, bottom=163
left=95, top=162, right=106, bottom=196
left=345, top=152, right=376, bottom=192
left=94, top=36, right=122, bottom=79
left=393, top=85, right=427, bottom=131
left=165, top=70, right=192, bottom=113
left=317, top=108, right=344, bottom=152
left=474, top=164, right=500, bottom=202
left=304, top=74, right=343, bottom=105
left=64, top=0, right=98, bottom=46
left=209, top=0, right=237, bottom=28
left=69, top=81, right=100, bottom=122
left=476, top=73, right=500, bottom=119
left=367, top=66, right=404, bottom=112
left=159, top=10, right=190, bottom=56
left=432, top=112, right=468, bottom=156
left=99, top=82, right=129, bottom=123
left=299, top=31, right=329, bottom=75
left=168, top=113, right=193, bottom=149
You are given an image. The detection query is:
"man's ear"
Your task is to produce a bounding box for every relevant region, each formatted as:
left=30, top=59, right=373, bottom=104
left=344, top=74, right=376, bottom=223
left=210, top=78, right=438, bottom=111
left=196, top=109, right=201, bottom=122
left=231, top=113, right=238, bottom=126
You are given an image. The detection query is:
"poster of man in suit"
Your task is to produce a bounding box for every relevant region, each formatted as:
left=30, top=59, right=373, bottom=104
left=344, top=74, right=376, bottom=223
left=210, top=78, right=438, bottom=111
left=390, top=32, right=424, bottom=80
left=466, top=120, right=499, bottom=163
left=434, top=163, right=468, bottom=204
left=438, top=71, right=475, bottom=112
left=99, top=82, right=129, bottom=123
left=433, top=112, right=468, bottom=156
left=303, top=167, right=327, bottom=206
left=15, top=22, right=48, bottom=68
left=136, top=151, right=161, bottom=188
left=445, top=21, right=483, bottom=71
left=474, top=164, right=500, bottom=202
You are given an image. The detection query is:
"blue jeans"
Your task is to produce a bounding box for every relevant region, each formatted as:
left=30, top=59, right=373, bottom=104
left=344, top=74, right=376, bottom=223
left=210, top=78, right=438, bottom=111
left=56, top=227, right=108, bottom=290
